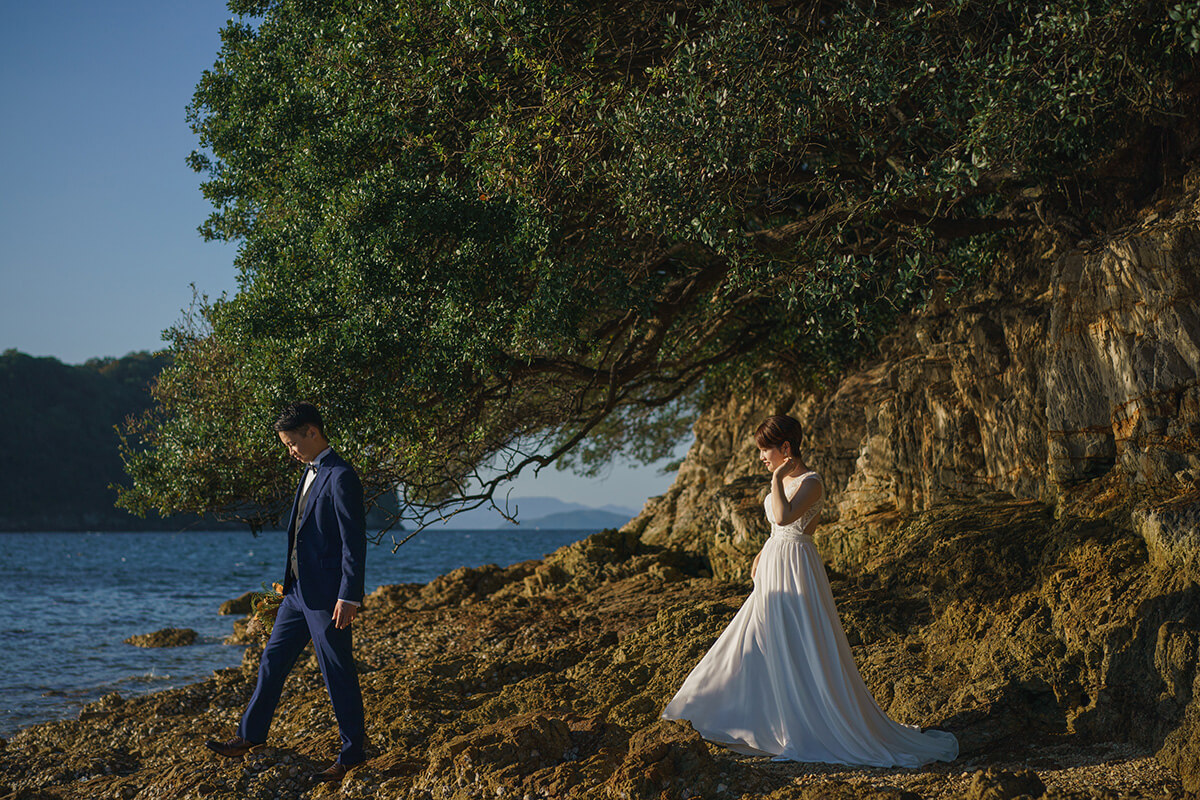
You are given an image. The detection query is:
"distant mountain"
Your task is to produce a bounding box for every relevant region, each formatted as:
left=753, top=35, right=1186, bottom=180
left=0, top=349, right=396, bottom=532
left=599, top=503, right=640, bottom=516
left=0, top=349, right=188, bottom=531
left=523, top=509, right=633, bottom=530
left=428, top=496, right=638, bottom=530
left=0, top=349, right=641, bottom=533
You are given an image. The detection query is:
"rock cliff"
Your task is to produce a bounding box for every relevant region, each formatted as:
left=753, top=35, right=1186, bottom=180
left=630, top=184, right=1199, bottom=577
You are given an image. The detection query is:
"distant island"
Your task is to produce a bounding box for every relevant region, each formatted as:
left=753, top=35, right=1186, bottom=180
left=0, top=349, right=189, bottom=532
left=0, top=350, right=396, bottom=532
left=0, top=350, right=635, bottom=533
left=524, top=509, right=632, bottom=530
left=422, top=496, right=636, bottom=531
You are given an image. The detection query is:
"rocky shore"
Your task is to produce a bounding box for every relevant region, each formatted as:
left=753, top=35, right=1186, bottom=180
left=0, top=504, right=1193, bottom=799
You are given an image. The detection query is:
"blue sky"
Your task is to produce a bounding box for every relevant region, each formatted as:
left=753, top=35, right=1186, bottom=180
left=0, top=1, right=685, bottom=511
left=1, top=1, right=239, bottom=363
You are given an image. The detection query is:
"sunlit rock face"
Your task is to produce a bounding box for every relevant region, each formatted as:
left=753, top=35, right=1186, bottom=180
left=1048, top=232, right=1200, bottom=482
left=1046, top=230, right=1200, bottom=572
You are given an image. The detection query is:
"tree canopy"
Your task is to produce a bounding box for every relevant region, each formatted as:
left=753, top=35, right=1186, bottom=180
left=119, top=0, right=1197, bottom=532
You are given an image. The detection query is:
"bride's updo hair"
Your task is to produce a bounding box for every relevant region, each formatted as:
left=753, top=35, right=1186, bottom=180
left=755, top=415, right=804, bottom=457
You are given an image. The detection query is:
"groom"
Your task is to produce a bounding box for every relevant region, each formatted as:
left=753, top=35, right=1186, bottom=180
left=206, top=402, right=367, bottom=782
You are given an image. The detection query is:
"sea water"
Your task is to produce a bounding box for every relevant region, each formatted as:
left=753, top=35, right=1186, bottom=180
left=0, top=528, right=589, bottom=735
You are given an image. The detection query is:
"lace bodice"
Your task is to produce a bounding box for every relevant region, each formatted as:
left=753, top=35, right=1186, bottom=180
left=764, top=471, right=824, bottom=539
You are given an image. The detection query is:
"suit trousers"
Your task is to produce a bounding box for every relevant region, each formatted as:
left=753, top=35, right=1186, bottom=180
left=238, top=591, right=365, bottom=765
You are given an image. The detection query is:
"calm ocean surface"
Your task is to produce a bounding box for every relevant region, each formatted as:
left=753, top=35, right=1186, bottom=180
left=0, top=528, right=590, bottom=736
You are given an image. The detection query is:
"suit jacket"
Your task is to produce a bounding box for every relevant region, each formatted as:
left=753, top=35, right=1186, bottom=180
left=282, top=450, right=367, bottom=611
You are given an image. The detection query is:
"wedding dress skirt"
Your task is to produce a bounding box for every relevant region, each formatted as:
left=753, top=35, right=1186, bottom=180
left=662, top=475, right=958, bottom=767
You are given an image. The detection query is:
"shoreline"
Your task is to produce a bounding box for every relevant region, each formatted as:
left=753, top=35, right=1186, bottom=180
left=0, top=528, right=593, bottom=740
left=1, top=523, right=1190, bottom=799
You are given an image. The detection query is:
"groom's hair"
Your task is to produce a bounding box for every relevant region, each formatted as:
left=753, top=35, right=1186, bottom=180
left=274, top=402, right=325, bottom=435
left=755, top=415, right=803, bottom=456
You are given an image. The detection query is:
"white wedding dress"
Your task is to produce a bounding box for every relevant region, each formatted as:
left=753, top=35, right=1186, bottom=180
left=662, top=471, right=958, bottom=767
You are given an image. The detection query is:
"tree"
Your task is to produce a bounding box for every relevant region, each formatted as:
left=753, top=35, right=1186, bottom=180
left=119, top=0, right=1197, bottom=533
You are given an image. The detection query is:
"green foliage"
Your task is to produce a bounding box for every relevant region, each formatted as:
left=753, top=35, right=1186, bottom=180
left=249, top=581, right=285, bottom=638
left=1169, top=2, right=1200, bottom=53
left=122, top=0, right=1196, bottom=528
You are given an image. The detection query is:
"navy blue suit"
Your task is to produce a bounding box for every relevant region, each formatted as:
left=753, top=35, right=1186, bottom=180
left=238, top=449, right=367, bottom=766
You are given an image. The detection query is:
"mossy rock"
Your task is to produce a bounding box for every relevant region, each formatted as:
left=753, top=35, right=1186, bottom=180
left=123, top=628, right=197, bottom=648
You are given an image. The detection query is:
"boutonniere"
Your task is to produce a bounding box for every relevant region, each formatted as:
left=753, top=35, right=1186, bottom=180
left=245, top=582, right=285, bottom=640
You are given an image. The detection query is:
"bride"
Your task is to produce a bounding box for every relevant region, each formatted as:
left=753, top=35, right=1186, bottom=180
left=662, top=415, right=958, bottom=767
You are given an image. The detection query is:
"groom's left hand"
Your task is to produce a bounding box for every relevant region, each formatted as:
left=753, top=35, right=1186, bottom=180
left=332, top=600, right=358, bottom=629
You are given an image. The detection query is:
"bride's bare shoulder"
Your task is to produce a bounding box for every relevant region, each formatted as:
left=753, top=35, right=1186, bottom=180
left=784, top=471, right=823, bottom=497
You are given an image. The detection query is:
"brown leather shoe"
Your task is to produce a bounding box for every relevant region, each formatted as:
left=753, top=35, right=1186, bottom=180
left=204, top=735, right=257, bottom=758
left=312, top=762, right=349, bottom=783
